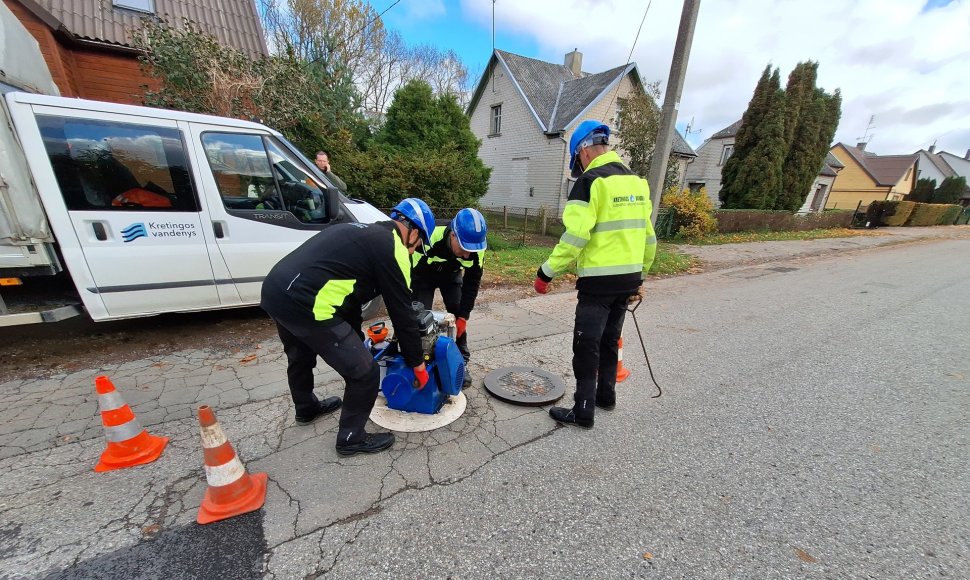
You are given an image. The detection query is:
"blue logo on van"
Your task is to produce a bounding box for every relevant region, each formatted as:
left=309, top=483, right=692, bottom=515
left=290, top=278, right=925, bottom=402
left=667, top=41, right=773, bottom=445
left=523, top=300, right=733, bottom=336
left=121, top=223, right=148, bottom=243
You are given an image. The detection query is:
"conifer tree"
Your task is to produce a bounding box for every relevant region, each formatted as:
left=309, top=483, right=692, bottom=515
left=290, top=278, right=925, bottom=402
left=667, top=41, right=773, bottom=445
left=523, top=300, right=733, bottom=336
left=908, top=177, right=936, bottom=202
left=720, top=65, right=773, bottom=208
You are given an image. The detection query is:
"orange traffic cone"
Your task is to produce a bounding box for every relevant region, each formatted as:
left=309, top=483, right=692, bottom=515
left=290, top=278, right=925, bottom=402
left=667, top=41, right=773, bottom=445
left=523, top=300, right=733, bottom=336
left=197, top=405, right=267, bottom=524
left=616, top=336, right=631, bottom=383
left=94, top=375, right=168, bottom=472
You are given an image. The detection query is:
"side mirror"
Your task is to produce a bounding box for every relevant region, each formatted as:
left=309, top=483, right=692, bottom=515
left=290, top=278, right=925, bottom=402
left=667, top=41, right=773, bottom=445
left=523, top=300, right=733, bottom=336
left=326, top=186, right=339, bottom=221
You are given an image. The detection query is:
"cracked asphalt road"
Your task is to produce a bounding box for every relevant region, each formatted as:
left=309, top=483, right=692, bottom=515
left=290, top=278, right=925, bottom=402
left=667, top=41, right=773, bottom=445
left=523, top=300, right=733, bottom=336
left=1, top=226, right=968, bottom=579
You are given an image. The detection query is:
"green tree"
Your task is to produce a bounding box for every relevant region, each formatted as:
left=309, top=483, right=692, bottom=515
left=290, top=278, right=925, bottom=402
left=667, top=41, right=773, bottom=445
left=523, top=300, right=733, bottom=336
left=615, top=81, right=663, bottom=177
left=347, top=80, right=490, bottom=208
left=908, top=177, right=937, bottom=202
left=721, top=67, right=786, bottom=209
left=932, top=176, right=967, bottom=204
left=722, top=62, right=841, bottom=211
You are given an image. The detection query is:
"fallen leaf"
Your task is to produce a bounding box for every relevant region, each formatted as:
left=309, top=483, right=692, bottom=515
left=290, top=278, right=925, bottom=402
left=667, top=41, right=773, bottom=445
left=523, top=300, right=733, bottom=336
left=142, top=524, right=161, bottom=536
left=642, top=552, right=653, bottom=560
left=794, top=547, right=818, bottom=563
left=239, top=354, right=258, bottom=364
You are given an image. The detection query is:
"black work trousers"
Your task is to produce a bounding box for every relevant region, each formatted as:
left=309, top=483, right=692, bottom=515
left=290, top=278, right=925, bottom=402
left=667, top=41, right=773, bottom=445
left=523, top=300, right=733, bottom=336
left=275, top=320, right=379, bottom=444
left=413, top=274, right=470, bottom=361
left=572, top=292, right=628, bottom=415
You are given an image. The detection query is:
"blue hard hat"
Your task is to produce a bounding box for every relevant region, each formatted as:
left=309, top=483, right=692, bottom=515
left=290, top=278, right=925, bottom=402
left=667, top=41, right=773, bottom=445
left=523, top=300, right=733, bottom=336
left=569, top=120, right=611, bottom=178
left=451, top=208, right=488, bottom=252
left=390, top=198, right=435, bottom=246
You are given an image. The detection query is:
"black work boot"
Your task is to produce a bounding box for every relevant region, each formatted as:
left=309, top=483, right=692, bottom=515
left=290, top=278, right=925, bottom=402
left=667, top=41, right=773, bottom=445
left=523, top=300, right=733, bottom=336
left=295, top=396, right=342, bottom=425
left=335, top=432, right=396, bottom=456
left=549, top=403, right=593, bottom=429
left=462, top=368, right=472, bottom=388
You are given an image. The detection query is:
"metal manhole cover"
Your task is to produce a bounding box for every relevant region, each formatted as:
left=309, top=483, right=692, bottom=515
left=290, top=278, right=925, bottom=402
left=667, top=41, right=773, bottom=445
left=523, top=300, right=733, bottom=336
left=483, top=366, right=566, bottom=406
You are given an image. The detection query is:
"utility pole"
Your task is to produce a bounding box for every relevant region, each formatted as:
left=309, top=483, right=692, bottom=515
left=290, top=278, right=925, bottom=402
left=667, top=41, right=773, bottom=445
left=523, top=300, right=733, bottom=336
left=647, top=0, right=701, bottom=225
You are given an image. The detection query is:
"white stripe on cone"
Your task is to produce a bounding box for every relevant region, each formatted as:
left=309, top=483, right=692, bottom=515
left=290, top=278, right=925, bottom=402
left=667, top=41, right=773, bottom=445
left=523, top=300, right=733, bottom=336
left=204, top=457, right=246, bottom=487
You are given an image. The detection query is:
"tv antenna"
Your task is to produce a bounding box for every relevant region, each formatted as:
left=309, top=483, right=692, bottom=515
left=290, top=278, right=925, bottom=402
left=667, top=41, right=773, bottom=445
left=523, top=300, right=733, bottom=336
left=684, top=116, right=702, bottom=137
left=857, top=114, right=876, bottom=143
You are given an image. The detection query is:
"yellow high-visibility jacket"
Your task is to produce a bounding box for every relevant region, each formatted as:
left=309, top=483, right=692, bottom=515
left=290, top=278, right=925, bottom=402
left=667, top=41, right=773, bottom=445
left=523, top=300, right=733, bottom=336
left=538, top=150, right=656, bottom=294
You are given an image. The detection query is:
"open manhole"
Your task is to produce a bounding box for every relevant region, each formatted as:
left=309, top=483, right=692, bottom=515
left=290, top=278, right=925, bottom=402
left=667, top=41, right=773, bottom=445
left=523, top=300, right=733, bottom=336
left=483, top=366, right=566, bottom=406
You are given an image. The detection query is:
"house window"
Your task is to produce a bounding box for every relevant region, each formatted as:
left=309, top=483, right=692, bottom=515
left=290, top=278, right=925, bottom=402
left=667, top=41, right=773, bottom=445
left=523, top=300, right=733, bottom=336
left=719, top=144, right=734, bottom=166
left=490, top=105, right=502, bottom=136
left=113, top=0, right=155, bottom=13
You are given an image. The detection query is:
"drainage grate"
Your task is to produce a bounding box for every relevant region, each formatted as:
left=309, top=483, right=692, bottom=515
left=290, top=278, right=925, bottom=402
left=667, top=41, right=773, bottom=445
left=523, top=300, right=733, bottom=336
left=483, top=366, right=566, bottom=406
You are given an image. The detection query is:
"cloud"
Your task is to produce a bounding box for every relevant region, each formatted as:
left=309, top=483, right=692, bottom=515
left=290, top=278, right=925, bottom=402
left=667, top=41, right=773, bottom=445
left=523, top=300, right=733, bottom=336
left=460, top=0, right=970, bottom=155
left=401, top=0, right=446, bottom=21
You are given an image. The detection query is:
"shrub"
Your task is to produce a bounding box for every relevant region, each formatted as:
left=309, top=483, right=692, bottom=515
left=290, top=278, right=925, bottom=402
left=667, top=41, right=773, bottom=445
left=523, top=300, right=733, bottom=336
left=661, top=188, right=717, bottom=240
left=939, top=204, right=963, bottom=225
left=905, top=203, right=953, bottom=226
left=864, top=201, right=893, bottom=227
left=883, top=201, right=916, bottom=226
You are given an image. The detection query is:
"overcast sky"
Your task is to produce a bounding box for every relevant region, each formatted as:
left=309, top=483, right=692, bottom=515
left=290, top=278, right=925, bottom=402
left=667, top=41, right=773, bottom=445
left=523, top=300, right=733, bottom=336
left=382, top=0, right=970, bottom=157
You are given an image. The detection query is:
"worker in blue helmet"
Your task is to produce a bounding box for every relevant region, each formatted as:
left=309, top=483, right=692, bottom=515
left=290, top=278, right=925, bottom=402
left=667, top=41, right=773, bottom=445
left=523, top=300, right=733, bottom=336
left=261, top=197, right=435, bottom=456
left=534, top=120, right=657, bottom=429
left=411, top=208, right=488, bottom=384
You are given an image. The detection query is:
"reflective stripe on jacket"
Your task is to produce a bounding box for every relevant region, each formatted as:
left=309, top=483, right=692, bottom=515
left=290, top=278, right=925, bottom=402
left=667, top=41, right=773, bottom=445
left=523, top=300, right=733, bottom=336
left=260, top=221, right=423, bottom=367
left=412, top=223, right=484, bottom=318
left=539, top=150, right=656, bottom=295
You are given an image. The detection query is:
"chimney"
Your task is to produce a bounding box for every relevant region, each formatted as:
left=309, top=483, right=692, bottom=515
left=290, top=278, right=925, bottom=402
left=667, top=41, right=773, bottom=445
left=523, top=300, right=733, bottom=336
left=856, top=142, right=867, bottom=151
left=928, top=144, right=936, bottom=154
left=564, top=49, right=582, bottom=77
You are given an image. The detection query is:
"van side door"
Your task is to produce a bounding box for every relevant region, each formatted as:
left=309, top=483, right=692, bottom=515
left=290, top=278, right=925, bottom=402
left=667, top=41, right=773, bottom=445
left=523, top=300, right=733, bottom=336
left=12, top=105, right=217, bottom=319
left=187, top=124, right=351, bottom=304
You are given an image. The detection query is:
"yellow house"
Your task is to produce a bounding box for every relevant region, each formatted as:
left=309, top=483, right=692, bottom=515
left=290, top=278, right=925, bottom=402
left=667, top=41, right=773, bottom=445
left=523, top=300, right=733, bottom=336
left=826, top=143, right=918, bottom=209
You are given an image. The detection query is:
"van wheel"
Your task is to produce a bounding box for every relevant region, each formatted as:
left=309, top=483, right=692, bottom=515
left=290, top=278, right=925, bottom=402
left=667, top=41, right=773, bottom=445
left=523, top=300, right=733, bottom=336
left=361, top=297, right=384, bottom=320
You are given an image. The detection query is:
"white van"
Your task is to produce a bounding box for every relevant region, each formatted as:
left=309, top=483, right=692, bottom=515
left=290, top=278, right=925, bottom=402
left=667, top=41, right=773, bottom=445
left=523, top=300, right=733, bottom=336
left=0, top=4, right=386, bottom=326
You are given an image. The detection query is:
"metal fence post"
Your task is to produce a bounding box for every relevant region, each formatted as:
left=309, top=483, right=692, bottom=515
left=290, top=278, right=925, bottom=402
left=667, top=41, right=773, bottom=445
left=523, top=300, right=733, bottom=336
left=503, top=206, right=508, bottom=229
left=522, top=208, right=529, bottom=245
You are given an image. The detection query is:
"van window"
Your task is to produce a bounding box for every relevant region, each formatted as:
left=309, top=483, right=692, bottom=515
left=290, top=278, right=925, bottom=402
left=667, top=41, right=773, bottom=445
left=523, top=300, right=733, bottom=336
left=37, top=116, right=199, bottom=212
left=201, top=132, right=331, bottom=223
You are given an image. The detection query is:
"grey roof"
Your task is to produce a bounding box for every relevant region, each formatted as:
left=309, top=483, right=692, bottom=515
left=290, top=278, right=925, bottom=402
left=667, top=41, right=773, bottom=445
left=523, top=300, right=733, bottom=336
left=496, top=50, right=576, bottom=130
left=710, top=119, right=742, bottom=139
left=671, top=131, right=696, bottom=158
left=914, top=149, right=956, bottom=179
left=28, top=0, right=267, bottom=57
left=548, top=63, right=630, bottom=131
left=825, top=151, right=844, bottom=169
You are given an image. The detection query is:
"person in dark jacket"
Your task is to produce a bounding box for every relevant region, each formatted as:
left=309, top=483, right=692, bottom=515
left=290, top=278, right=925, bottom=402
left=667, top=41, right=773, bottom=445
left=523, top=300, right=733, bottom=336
left=261, top=198, right=436, bottom=456
left=410, top=208, right=487, bottom=382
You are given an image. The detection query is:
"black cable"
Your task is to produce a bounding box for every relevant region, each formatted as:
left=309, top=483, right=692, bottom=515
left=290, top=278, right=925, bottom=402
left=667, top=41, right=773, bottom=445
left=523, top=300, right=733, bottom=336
left=626, top=295, right=662, bottom=398
left=306, top=0, right=403, bottom=66
left=602, top=0, right=653, bottom=122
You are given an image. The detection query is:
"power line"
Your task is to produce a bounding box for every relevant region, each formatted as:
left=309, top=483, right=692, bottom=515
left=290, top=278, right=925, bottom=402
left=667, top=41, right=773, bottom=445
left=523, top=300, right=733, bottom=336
left=602, top=0, right=653, bottom=123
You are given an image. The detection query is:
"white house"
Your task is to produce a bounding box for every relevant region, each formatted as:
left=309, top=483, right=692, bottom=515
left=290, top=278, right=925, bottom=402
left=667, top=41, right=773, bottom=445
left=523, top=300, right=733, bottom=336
left=466, top=49, right=695, bottom=216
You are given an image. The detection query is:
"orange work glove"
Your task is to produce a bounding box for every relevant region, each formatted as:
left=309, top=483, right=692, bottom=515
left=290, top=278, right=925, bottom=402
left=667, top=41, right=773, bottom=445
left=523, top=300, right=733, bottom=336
left=456, top=317, right=467, bottom=338
left=413, top=364, right=429, bottom=390
left=534, top=277, right=550, bottom=294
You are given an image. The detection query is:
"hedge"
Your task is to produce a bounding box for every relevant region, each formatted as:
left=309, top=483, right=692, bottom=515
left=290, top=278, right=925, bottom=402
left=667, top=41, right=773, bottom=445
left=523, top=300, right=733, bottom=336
left=939, top=204, right=963, bottom=225
left=884, top=201, right=916, bottom=226
left=905, top=203, right=959, bottom=226
left=713, top=209, right=853, bottom=233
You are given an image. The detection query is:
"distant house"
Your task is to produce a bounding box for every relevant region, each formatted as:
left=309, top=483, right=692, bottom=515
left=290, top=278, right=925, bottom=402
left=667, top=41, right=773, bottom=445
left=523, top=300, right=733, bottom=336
left=684, top=119, right=844, bottom=212
left=826, top=143, right=918, bottom=209
left=930, top=149, right=970, bottom=206
left=4, top=0, right=267, bottom=105
left=466, top=49, right=696, bottom=216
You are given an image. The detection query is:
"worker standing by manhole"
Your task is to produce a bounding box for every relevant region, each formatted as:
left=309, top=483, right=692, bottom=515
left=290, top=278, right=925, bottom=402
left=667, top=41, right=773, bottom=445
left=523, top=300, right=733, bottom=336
left=533, top=120, right=657, bottom=429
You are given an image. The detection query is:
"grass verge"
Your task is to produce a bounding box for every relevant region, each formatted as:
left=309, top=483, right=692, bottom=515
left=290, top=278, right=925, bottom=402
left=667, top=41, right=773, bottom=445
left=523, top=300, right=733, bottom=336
left=682, top=227, right=879, bottom=245
left=482, top=231, right=695, bottom=286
